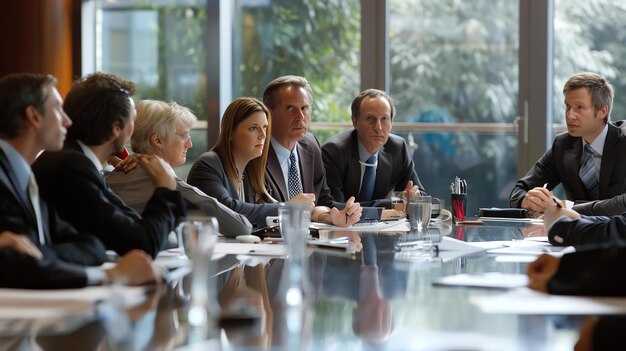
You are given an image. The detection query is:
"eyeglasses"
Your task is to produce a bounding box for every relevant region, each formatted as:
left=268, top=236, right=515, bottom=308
left=175, top=131, right=191, bottom=141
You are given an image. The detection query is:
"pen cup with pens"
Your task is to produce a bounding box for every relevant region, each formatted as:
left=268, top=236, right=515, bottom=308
left=451, top=177, right=467, bottom=222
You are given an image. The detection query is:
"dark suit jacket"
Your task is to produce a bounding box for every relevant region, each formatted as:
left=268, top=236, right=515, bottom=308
left=0, top=149, right=107, bottom=288
left=321, top=129, right=423, bottom=208
left=266, top=133, right=338, bottom=207
left=187, top=151, right=282, bottom=228
left=548, top=214, right=626, bottom=246
left=106, top=167, right=253, bottom=237
left=510, top=121, right=626, bottom=215
left=32, top=138, right=186, bottom=258
left=548, top=244, right=626, bottom=296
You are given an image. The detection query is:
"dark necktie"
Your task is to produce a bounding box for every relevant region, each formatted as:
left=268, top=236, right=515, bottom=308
left=287, top=151, right=303, bottom=199
left=579, top=144, right=599, bottom=199
left=358, top=155, right=376, bottom=202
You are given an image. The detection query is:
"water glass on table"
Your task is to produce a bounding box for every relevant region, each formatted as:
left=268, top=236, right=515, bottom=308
left=408, top=195, right=432, bottom=231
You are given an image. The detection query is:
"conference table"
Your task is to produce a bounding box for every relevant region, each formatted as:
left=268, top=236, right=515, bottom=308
left=0, top=220, right=585, bottom=350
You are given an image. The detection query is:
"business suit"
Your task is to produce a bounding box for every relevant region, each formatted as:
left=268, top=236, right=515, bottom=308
left=547, top=214, right=626, bottom=246
left=321, top=129, right=423, bottom=208
left=510, top=121, right=626, bottom=215
left=106, top=166, right=252, bottom=237
left=266, top=132, right=337, bottom=207
left=187, top=151, right=281, bottom=228
left=0, top=149, right=106, bottom=288
left=32, top=138, right=186, bottom=258
left=549, top=244, right=626, bottom=295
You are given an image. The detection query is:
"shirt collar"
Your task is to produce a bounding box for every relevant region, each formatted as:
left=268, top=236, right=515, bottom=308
left=271, top=137, right=297, bottom=166
left=357, top=140, right=379, bottom=162
left=76, top=140, right=105, bottom=173
left=584, top=123, right=608, bottom=156
left=0, top=139, right=31, bottom=193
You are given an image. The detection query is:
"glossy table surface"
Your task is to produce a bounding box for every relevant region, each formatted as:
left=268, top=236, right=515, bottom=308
left=0, top=220, right=583, bottom=350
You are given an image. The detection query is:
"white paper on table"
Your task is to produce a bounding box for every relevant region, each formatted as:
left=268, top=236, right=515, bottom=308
left=311, top=219, right=410, bottom=232
left=0, top=286, right=147, bottom=320
left=479, top=217, right=544, bottom=224
left=471, top=287, right=626, bottom=315
left=213, top=242, right=287, bottom=257
left=523, top=236, right=549, bottom=242
left=438, top=236, right=505, bottom=251
left=433, top=273, right=529, bottom=289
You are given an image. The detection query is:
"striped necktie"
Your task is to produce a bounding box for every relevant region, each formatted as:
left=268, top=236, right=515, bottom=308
left=579, top=144, right=599, bottom=199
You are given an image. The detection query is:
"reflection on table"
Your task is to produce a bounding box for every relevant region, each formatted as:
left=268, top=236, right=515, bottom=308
left=0, top=221, right=583, bottom=350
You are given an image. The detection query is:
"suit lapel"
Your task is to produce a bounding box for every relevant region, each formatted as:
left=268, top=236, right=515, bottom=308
left=348, top=133, right=362, bottom=197
left=298, top=139, right=315, bottom=194
left=267, top=144, right=288, bottom=201
left=598, top=124, right=618, bottom=197
left=375, top=146, right=392, bottom=198
left=0, top=149, right=38, bottom=224
left=563, top=138, right=586, bottom=197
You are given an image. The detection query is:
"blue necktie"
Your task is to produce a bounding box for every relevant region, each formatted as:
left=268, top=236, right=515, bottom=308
left=358, top=155, right=376, bottom=202
left=287, top=151, right=303, bottom=199
left=579, top=144, right=599, bottom=199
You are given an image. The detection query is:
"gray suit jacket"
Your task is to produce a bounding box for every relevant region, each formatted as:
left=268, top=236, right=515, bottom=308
left=265, top=132, right=338, bottom=207
left=187, top=151, right=282, bottom=228
left=321, top=129, right=423, bottom=208
left=106, top=167, right=252, bottom=237
left=510, top=121, right=626, bottom=215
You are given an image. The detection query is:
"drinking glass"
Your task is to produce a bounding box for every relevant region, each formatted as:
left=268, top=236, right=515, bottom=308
left=408, top=195, right=432, bottom=231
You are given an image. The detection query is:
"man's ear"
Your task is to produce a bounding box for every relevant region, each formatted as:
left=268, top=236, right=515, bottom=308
left=111, top=121, right=122, bottom=138
left=24, top=105, right=42, bottom=129
left=351, top=116, right=358, bottom=128
left=150, top=133, right=162, bottom=148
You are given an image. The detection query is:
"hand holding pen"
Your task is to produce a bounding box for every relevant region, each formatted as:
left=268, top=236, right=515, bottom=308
left=523, top=183, right=553, bottom=213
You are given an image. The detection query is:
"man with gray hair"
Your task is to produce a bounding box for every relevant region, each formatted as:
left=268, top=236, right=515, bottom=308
left=510, top=72, right=626, bottom=216
left=322, top=89, right=424, bottom=208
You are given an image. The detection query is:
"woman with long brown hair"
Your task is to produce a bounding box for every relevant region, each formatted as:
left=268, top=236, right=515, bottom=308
left=187, top=97, right=361, bottom=228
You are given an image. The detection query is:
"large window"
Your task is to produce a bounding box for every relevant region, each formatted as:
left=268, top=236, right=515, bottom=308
left=389, top=0, right=519, bottom=212
left=85, top=0, right=210, bottom=176
left=232, top=0, right=361, bottom=133
left=553, top=0, right=626, bottom=125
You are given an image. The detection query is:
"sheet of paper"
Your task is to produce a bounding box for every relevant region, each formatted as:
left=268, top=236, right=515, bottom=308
left=471, top=287, right=626, bottom=315
left=311, top=219, right=410, bottom=232
left=479, top=217, right=544, bottom=224
left=433, top=273, right=529, bottom=289
left=438, top=236, right=505, bottom=251
left=213, top=242, right=287, bottom=257
left=0, top=285, right=147, bottom=320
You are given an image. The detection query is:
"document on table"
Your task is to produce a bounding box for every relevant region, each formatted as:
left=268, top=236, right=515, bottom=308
left=0, top=285, right=147, bottom=320
left=471, top=287, right=626, bottom=315
left=213, top=242, right=287, bottom=257
left=310, top=219, right=410, bottom=232
left=479, top=217, right=544, bottom=224
left=433, top=273, right=529, bottom=289
left=437, top=236, right=505, bottom=251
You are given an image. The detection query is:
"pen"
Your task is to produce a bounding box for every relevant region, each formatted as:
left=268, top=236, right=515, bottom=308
left=552, top=197, right=562, bottom=208
left=543, top=183, right=548, bottom=189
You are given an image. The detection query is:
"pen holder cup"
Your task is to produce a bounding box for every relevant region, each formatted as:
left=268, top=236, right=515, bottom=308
left=451, top=194, right=467, bottom=222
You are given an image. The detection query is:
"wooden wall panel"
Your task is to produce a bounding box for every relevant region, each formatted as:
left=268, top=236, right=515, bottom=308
left=0, top=0, right=75, bottom=96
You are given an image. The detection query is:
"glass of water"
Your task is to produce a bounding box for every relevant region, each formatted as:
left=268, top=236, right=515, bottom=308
left=408, top=195, right=432, bottom=231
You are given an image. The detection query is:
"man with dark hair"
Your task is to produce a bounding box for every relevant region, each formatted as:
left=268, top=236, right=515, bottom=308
left=33, top=72, right=186, bottom=258
left=0, top=73, right=159, bottom=288
left=510, top=72, right=626, bottom=216
left=322, top=89, right=424, bottom=208
left=262, top=75, right=360, bottom=224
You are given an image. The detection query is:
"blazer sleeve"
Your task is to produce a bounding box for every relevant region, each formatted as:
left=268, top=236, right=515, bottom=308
left=0, top=248, right=88, bottom=289
left=306, top=134, right=340, bottom=208
left=321, top=139, right=347, bottom=203
left=548, top=245, right=626, bottom=296
left=548, top=215, right=626, bottom=246
left=593, top=317, right=626, bottom=350
left=33, top=151, right=186, bottom=258
left=187, top=153, right=281, bottom=228
left=572, top=194, right=626, bottom=216
left=509, top=146, right=561, bottom=208
left=178, top=181, right=253, bottom=237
